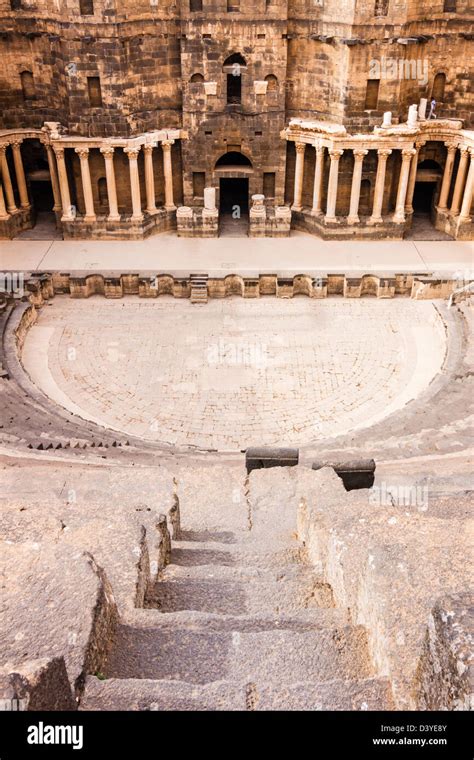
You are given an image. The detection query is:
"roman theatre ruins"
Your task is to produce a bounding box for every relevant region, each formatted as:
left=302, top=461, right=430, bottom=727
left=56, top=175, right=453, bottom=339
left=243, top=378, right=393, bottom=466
left=0, top=0, right=472, bottom=717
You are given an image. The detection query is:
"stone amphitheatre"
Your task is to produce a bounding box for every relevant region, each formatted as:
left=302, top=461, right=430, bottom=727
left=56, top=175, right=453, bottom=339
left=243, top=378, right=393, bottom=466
left=0, top=0, right=473, bottom=717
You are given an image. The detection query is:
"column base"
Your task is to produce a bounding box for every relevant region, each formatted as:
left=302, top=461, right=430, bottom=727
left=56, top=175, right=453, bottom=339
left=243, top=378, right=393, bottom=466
left=107, top=215, right=121, bottom=222
left=347, top=215, right=360, bottom=225
left=146, top=207, right=159, bottom=216
left=291, top=205, right=303, bottom=212
left=368, top=216, right=383, bottom=226
left=7, top=207, right=18, bottom=215
left=61, top=214, right=75, bottom=222
left=393, top=213, right=406, bottom=224
left=83, top=215, right=97, bottom=223
left=164, top=204, right=176, bottom=212
left=20, top=203, right=31, bottom=210
left=0, top=213, right=10, bottom=221
left=131, top=214, right=144, bottom=222
left=324, top=216, right=338, bottom=224
left=310, top=208, right=323, bottom=217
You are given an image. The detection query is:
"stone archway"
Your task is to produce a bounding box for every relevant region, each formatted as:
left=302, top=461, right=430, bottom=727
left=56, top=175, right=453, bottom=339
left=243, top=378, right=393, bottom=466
left=214, top=151, right=253, bottom=236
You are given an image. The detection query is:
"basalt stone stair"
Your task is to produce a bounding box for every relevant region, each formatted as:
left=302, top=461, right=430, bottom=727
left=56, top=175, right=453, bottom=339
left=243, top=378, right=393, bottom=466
left=81, top=467, right=394, bottom=711
left=190, top=273, right=209, bottom=304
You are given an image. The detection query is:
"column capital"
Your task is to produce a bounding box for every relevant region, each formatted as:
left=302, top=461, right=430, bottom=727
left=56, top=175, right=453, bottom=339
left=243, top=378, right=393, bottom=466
left=10, top=139, right=24, bottom=149
left=53, top=145, right=65, bottom=158
left=161, top=139, right=175, bottom=150
left=377, top=148, right=392, bottom=158
left=401, top=148, right=417, bottom=159
left=328, top=148, right=344, bottom=159
left=314, top=143, right=324, bottom=155
left=459, top=145, right=470, bottom=157
left=75, top=146, right=90, bottom=158
left=0, top=144, right=8, bottom=157
left=143, top=144, right=154, bottom=156
left=100, top=145, right=115, bottom=157
left=295, top=142, right=306, bottom=154
left=444, top=141, right=458, bottom=154
left=352, top=148, right=368, bottom=159
left=124, top=146, right=141, bottom=159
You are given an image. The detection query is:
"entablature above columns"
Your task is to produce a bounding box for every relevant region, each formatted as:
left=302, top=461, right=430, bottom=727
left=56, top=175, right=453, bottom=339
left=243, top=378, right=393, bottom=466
left=282, top=116, right=474, bottom=154
left=0, top=124, right=188, bottom=151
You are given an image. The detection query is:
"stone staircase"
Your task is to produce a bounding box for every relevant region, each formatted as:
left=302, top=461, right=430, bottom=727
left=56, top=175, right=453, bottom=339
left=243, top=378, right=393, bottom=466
left=190, top=273, right=208, bottom=304
left=81, top=467, right=394, bottom=711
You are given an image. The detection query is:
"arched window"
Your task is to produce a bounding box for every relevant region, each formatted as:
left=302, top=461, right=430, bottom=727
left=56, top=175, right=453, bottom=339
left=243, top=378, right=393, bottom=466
left=223, top=53, right=247, bottom=68
left=265, top=74, right=278, bottom=92
left=432, top=73, right=446, bottom=102
left=98, top=178, right=108, bottom=207
left=190, top=73, right=204, bottom=83
left=223, top=54, right=246, bottom=105
left=79, top=0, right=94, bottom=13
left=20, top=71, right=35, bottom=100
left=215, top=151, right=252, bottom=168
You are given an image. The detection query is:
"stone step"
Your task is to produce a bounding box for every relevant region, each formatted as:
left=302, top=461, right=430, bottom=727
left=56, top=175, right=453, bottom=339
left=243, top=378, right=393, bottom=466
left=145, top=563, right=334, bottom=613
left=105, top=625, right=372, bottom=683
left=126, top=606, right=349, bottom=632
left=81, top=675, right=394, bottom=711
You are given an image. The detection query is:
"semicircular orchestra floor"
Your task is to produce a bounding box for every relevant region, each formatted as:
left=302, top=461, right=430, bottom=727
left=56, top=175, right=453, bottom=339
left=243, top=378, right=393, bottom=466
left=21, top=296, right=447, bottom=451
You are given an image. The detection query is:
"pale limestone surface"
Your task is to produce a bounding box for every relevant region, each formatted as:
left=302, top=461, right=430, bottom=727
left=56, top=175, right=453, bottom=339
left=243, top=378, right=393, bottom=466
left=22, top=297, right=446, bottom=451
left=0, top=235, right=473, bottom=274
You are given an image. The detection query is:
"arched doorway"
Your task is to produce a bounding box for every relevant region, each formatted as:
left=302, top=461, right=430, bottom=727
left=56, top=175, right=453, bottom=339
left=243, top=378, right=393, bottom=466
left=214, top=151, right=252, bottom=235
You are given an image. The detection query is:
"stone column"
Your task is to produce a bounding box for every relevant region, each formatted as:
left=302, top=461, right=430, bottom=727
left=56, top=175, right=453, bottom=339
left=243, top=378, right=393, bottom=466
left=161, top=140, right=175, bottom=211
left=438, top=143, right=457, bottom=212
left=11, top=139, right=30, bottom=209
left=0, top=145, right=17, bottom=213
left=75, top=146, right=96, bottom=222
left=347, top=148, right=368, bottom=224
left=369, top=148, right=392, bottom=224
left=143, top=144, right=157, bottom=215
left=325, top=148, right=343, bottom=223
left=45, top=144, right=62, bottom=213
left=53, top=146, right=74, bottom=221
left=450, top=146, right=470, bottom=216
left=0, top=181, right=9, bottom=219
left=124, top=146, right=143, bottom=221
left=100, top=146, right=120, bottom=221
left=292, top=142, right=306, bottom=211
left=405, top=142, right=423, bottom=214
left=311, top=144, right=324, bottom=216
left=393, top=148, right=416, bottom=223
left=459, top=149, right=474, bottom=222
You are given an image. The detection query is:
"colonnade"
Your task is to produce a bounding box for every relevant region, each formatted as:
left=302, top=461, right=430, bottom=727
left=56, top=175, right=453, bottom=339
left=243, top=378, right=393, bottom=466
left=59, top=139, right=176, bottom=222
left=0, top=139, right=32, bottom=219
left=290, top=139, right=474, bottom=226
left=0, top=136, right=177, bottom=223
